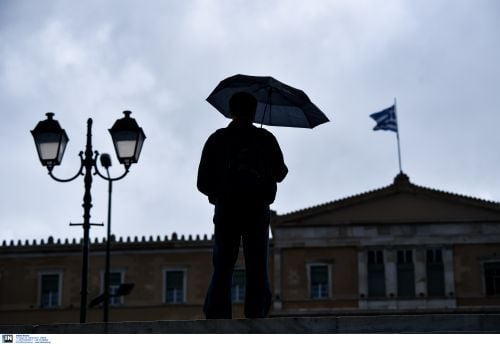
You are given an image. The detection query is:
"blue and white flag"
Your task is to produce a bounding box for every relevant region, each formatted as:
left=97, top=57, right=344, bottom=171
left=370, top=105, right=398, bottom=132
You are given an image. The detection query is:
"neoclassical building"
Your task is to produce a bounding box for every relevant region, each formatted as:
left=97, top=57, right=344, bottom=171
left=271, top=173, right=500, bottom=314
left=1, top=173, right=499, bottom=324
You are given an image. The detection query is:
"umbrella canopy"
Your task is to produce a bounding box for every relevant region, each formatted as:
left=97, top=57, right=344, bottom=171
left=206, top=74, right=330, bottom=128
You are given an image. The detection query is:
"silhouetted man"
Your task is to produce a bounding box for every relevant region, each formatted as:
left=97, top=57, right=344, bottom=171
left=197, top=91, right=288, bottom=319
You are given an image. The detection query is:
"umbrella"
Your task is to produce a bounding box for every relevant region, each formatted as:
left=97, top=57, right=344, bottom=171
left=206, top=74, right=330, bottom=128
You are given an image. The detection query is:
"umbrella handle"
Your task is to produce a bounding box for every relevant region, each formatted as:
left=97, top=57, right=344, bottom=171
left=260, top=88, right=272, bottom=128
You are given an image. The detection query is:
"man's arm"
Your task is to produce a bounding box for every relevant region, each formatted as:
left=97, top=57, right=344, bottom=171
left=197, top=134, right=218, bottom=201
left=269, top=135, right=288, bottom=183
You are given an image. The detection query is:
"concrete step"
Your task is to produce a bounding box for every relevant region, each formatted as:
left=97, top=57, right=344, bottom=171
left=1, top=314, right=499, bottom=333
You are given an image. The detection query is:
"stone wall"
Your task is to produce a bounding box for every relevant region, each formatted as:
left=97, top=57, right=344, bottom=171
left=0, top=314, right=499, bottom=333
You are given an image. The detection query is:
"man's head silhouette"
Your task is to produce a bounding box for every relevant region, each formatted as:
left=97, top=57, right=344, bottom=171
left=229, top=92, right=257, bottom=122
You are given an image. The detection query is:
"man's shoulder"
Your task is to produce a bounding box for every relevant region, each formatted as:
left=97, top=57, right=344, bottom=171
left=253, top=127, right=278, bottom=142
left=207, top=128, right=227, bottom=141
left=255, top=126, right=274, bottom=136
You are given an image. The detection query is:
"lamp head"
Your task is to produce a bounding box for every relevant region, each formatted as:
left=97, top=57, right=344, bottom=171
left=31, top=113, right=69, bottom=168
left=109, top=111, right=146, bottom=167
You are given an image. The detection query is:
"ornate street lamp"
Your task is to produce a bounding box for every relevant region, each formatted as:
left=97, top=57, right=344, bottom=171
left=31, top=111, right=145, bottom=324
left=109, top=110, right=146, bottom=167
left=31, top=113, right=69, bottom=169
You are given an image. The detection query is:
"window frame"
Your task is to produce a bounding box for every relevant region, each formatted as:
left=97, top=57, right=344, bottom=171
left=231, top=268, right=246, bottom=303
left=162, top=268, right=187, bottom=304
left=307, top=263, right=332, bottom=300
left=100, top=269, right=126, bottom=306
left=367, top=249, right=386, bottom=298
left=38, top=270, right=63, bottom=309
left=481, top=259, right=500, bottom=297
left=426, top=247, right=446, bottom=297
left=397, top=249, right=416, bottom=298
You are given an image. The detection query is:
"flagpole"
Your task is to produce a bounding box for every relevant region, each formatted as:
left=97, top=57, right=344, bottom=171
left=394, top=97, right=403, bottom=173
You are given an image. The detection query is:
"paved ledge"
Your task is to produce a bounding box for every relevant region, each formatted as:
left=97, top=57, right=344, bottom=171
left=1, top=314, right=499, bottom=334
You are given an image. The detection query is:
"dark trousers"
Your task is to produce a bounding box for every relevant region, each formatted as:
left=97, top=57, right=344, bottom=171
left=203, top=202, right=272, bottom=319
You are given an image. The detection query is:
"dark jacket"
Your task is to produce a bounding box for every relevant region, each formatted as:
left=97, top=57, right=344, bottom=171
left=197, top=121, right=288, bottom=204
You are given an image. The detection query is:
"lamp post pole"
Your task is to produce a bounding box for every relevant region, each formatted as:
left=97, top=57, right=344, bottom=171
left=80, top=118, right=94, bottom=323
left=47, top=117, right=101, bottom=323
left=67, top=118, right=109, bottom=323
left=101, top=155, right=113, bottom=323
left=103, top=176, right=112, bottom=322
left=95, top=152, right=131, bottom=323
left=31, top=111, right=146, bottom=324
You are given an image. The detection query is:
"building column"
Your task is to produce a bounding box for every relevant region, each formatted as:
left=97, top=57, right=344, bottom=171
left=414, top=248, right=427, bottom=297
left=385, top=248, right=397, bottom=308
left=443, top=246, right=455, bottom=299
left=358, top=249, right=368, bottom=309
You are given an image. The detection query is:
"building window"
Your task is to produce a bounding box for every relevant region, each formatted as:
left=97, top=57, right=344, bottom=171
left=109, top=272, right=124, bottom=305
left=484, top=262, right=500, bottom=296
left=397, top=249, right=415, bottom=297
left=426, top=248, right=445, bottom=297
left=40, top=273, right=61, bottom=308
left=101, top=271, right=124, bottom=306
left=232, top=269, right=246, bottom=302
left=309, top=265, right=329, bottom=299
left=165, top=270, right=185, bottom=304
left=368, top=250, right=385, bottom=297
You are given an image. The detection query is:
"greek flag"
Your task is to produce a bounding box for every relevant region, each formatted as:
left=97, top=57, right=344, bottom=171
left=370, top=105, right=398, bottom=132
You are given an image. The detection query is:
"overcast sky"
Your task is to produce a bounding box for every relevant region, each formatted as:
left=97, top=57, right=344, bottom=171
left=1, top=0, right=499, bottom=243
